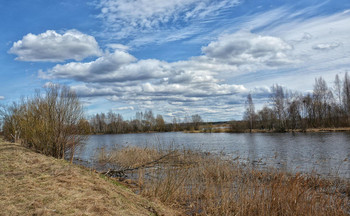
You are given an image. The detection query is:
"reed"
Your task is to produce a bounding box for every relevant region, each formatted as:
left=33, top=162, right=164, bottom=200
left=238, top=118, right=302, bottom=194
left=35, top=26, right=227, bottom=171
left=98, top=146, right=350, bottom=215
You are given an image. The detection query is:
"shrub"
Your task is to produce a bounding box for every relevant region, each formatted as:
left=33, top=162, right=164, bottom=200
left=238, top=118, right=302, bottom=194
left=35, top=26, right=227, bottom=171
left=1, top=84, right=87, bottom=160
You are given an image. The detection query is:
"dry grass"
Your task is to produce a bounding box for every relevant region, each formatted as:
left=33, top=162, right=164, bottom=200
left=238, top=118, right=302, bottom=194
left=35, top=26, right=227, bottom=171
left=98, top=146, right=350, bottom=216
left=304, top=127, right=350, bottom=132
left=98, top=146, right=163, bottom=169
left=0, top=138, right=180, bottom=216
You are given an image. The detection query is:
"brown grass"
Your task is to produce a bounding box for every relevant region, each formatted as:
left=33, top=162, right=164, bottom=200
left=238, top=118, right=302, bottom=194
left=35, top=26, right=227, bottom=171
left=0, top=138, right=180, bottom=216
left=98, top=146, right=350, bottom=216
left=304, top=127, right=350, bottom=132
left=98, top=146, right=163, bottom=169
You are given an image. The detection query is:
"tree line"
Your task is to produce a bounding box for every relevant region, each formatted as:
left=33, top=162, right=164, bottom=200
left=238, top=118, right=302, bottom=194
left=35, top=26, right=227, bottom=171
left=89, top=111, right=204, bottom=134
left=240, top=73, right=350, bottom=132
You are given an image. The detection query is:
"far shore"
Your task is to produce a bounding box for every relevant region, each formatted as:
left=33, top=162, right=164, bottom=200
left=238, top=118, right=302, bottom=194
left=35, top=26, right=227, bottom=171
left=183, top=126, right=350, bottom=133
left=86, top=126, right=350, bottom=135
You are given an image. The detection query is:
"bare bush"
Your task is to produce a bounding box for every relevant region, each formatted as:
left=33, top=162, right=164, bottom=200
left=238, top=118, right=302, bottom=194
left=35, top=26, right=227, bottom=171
left=1, top=84, right=87, bottom=160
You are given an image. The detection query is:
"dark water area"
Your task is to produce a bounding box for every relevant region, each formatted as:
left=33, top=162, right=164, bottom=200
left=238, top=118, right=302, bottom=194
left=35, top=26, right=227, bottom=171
left=75, top=132, right=350, bottom=178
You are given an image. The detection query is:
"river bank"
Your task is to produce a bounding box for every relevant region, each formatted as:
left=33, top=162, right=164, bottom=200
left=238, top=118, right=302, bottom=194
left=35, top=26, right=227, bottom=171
left=0, top=138, right=179, bottom=216
left=184, top=126, right=350, bottom=133
left=1, top=137, right=349, bottom=215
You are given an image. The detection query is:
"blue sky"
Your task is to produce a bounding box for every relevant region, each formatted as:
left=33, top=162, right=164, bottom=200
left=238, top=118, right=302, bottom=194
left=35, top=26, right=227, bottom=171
left=1, top=0, right=350, bottom=121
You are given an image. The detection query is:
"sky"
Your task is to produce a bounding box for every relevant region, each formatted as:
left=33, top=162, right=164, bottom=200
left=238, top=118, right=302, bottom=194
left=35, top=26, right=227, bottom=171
left=1, top=0, right=350, bottom=121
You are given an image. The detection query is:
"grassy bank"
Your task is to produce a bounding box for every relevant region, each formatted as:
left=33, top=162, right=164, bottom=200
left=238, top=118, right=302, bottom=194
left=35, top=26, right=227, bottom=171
left=98, top=146, right=350, bottom=216
left=0, top=138, right=179, bottom=216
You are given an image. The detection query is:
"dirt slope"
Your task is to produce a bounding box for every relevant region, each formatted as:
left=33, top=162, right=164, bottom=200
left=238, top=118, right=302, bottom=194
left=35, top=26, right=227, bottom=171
left=0, top=138, right=179, bottom=216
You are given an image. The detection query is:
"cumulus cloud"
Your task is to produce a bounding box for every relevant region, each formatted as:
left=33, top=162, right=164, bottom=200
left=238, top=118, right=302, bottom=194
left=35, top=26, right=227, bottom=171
left=63, top=62, right=248, bottom=99
left=0, top=96, right=5, bottom=100
left=9, top=30, right=101, bottom=62
left=202, top=32, right=294, bottom=67
left=40, top=44, right=251, bottom=111
left=40, top=51, right=172, bottom=82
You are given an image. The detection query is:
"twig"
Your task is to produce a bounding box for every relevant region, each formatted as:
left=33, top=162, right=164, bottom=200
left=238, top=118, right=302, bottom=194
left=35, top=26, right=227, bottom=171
left=102, top=151, right=176, bottom=177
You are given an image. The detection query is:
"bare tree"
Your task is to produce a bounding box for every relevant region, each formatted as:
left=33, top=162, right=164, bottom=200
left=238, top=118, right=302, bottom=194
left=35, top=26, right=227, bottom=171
left=2, top=84, right=87, bottom=160
left=287, top=92, right=302, bottom=131
left=257, top=106, right=275, bottom=130
left=155, top=114, right=165, bottom=132
left=343, top=72, right=350, bottom=123
left=144, top=110, right=155, bottom=131
left=313, top=77, right=334, bottom=127
left=334, top=74, right=342, bottom=106
left=0, top=102, right=23, bottom=142
left=244, top=93, right=255, bottom=132
left=172, top=117, right=179, bottom=131
left=191, top=114, right=203, bottom=130
left=271, top=84, right=287, bottom=131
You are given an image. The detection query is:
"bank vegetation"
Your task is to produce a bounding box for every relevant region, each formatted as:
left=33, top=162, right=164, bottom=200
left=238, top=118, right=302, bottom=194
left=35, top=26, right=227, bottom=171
left=98, top=146, right=350, bottom=215
left=239, top=73, right=350, bottom=132
left=0, top=84, right=89, bottom=161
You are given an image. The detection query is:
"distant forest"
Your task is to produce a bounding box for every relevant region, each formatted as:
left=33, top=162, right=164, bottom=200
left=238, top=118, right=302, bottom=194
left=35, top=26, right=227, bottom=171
left=89, top=110, right=204, bottom=134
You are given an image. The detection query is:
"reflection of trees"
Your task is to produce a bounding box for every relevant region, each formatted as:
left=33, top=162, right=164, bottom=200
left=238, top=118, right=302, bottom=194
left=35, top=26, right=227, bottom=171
left=246, top=134, right=257, bottom=166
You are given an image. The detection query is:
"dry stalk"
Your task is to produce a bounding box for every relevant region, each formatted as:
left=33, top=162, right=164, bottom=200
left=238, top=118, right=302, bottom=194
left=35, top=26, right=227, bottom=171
left=98, top=146, right=350, bottom=216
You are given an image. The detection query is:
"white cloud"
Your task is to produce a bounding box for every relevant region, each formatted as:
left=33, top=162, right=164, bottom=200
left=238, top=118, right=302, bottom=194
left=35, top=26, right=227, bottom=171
left=0, top=96, right=5, bottom=100
left=40, top=44, right=251, bottom=111
left=312, top=42, right=341, bottom=50
left=114, top=106, right=135, bottom=111
left=98, top=0, right=198, bottom=28
left=106, top=43, right=129, bottom=51
left=202, top=32, right=294, bottom=67
left=9, top=30, right=101, bottom=62
left=95, top=0, right=240, bottom=43
left=239, top=10, right=350, bottom=91
left=40, top=51, right=171, bottom=82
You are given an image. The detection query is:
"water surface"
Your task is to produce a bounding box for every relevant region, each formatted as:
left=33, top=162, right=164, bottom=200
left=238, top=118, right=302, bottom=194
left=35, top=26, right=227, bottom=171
left=75, top=132, right=350, bottom=178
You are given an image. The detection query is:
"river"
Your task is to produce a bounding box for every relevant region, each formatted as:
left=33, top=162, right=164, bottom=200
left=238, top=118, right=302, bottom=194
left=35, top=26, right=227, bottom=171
left=75, top=132, right=350, bottom=178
